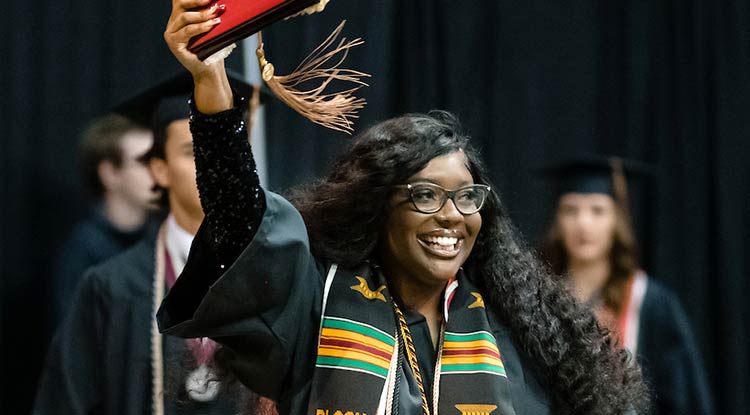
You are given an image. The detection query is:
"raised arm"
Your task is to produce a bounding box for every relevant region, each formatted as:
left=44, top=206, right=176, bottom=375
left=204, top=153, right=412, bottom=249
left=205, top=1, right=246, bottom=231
left=165, top=0, right=265, bottom=266
left=165, top=0, right=232, bottom=114
left=158, top=0, right=324, bottom=401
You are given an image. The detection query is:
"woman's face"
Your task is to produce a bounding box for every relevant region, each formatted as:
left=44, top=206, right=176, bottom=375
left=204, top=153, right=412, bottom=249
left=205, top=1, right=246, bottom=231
left=556, top=193, right=617, bottom=264
left=380, top=151, right=483, bottom=289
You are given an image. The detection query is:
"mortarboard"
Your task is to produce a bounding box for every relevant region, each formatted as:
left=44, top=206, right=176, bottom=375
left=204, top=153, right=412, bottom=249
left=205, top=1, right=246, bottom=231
left=542, top=155, right=654, bottom=197
left=541, top=155, right=654, bottom=215
left=113, top=69, right=262, bottom=161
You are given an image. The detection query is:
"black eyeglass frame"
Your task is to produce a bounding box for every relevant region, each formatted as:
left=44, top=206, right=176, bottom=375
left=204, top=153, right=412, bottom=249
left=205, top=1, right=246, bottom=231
left=394, top=183, right=492, bottom=215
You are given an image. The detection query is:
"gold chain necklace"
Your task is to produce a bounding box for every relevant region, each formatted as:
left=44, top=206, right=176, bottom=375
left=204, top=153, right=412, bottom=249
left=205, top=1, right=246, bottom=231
left=392, top=300, right=431, bottom=415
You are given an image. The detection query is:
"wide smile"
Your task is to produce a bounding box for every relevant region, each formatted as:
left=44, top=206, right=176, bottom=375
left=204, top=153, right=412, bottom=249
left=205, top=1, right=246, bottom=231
left=417, top=235, right=464, bottom=258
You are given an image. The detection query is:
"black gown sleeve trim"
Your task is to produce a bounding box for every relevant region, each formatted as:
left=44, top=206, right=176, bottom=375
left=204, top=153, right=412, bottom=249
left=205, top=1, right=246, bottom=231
left=189, top=94, right=266, bottom=268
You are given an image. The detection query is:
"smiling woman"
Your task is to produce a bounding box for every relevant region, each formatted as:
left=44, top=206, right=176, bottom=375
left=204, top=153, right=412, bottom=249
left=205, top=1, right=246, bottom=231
left=156, top=1, right=649, bottom=414
left=381, top=153, right=483, bottom=289
left=157, top=104, right=649, bottom=415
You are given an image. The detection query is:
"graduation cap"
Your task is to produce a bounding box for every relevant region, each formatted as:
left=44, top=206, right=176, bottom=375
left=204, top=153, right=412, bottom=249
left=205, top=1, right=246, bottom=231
left=541, top=155, right=654, bottom=215
left=113, top=69, right=263, bottom=160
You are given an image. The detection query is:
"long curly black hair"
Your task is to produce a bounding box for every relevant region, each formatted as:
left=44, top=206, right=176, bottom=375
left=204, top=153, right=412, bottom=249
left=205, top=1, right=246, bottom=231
left=287, top=110, right=649, bottom=414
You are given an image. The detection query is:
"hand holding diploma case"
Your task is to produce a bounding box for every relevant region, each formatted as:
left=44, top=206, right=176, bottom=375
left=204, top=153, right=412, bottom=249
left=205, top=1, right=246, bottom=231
left=188, top=0, right=321, bottom=60
left=185, top=0, right=369, bottom=134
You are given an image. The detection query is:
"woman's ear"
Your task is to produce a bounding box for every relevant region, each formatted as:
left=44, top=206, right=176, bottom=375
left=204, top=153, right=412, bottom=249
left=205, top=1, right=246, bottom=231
left=148, top=157, right=170, bottom=189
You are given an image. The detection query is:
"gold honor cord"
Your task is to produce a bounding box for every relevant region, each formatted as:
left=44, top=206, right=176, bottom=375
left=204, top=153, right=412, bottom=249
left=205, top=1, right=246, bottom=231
left=392, top=300, right=432, bottom=415
left=150, top=225, right=168, bottom=415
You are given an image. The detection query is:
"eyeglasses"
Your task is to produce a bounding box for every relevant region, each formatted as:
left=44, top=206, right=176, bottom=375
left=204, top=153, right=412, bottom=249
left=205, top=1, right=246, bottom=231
left=395, top=183, right=492, bottom=215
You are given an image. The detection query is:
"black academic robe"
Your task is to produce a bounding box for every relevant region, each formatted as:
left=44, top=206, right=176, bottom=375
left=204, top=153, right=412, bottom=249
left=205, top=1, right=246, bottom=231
left=637, top=279, right=715, bottom=415
left=158, top=190, right=551, bottom=415
left=50, top=207, right=157, bottom=324
left=33, top=233, right=240, bottom=415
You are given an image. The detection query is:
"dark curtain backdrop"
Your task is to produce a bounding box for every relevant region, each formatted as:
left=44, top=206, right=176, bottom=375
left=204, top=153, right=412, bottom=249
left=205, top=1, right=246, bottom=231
left=3, top=0, right=748, bottom=414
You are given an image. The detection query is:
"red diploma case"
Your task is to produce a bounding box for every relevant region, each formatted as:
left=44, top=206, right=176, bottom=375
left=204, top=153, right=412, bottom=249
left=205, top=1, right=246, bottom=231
left=188, top=0, right=320, bottom=60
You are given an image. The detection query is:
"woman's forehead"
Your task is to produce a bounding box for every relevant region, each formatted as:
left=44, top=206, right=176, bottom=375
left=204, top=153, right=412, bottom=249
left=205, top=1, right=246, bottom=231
left=406, top=151, right=473, bottom=184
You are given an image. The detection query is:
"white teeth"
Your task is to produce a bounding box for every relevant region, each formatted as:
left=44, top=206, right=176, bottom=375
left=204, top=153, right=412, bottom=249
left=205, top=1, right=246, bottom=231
left=423, top=236, right=458, bottom=247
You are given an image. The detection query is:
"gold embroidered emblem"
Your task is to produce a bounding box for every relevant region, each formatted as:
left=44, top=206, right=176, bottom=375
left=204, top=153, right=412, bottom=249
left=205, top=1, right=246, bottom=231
left=455, top=404, right=497, bottom=415
left=350, top=276, right=386, bottom=302
left=468, top=292, right=485, bottom=309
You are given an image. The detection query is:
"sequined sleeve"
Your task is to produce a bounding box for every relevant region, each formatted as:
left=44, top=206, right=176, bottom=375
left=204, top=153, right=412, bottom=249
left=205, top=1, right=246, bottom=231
left=189, top=97, right=266, bottom=267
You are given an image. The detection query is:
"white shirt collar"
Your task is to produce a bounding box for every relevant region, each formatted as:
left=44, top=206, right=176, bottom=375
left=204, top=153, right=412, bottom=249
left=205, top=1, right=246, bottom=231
left=165, top=215, right=195, bottom=276
left=443, top=278, right=460, bottom=322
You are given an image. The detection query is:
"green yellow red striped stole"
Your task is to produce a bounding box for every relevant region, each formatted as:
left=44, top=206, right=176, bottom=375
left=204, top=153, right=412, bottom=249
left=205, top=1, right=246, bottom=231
left=316, top=316, right=395, bottom=379
left=441, top=331, right=506, bottom=377
left=308, top=264, right=517, bottom=415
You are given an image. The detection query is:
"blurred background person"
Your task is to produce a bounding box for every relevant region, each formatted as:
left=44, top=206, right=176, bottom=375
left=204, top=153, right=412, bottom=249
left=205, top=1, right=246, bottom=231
left=539, top=156, right=714, bottom=415
left=49, top=114, right=159, bottom=325
left=33, top=71, right=265, bottom=415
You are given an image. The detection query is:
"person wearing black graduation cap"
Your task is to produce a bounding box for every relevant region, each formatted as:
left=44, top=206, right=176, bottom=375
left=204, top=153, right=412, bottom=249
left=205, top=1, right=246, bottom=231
left=32, top=70, right=266, bottom=415
left=540, top=156, right=715, bottom=415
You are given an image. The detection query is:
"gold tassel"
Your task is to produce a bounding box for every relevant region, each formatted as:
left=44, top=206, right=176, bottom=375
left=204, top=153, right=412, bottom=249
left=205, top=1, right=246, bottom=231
left=256, top=20, right=370, bottom=134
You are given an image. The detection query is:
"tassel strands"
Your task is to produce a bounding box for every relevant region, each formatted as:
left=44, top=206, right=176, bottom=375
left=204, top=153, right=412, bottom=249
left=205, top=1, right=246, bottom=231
left=256, top=21, right=370, bottom=134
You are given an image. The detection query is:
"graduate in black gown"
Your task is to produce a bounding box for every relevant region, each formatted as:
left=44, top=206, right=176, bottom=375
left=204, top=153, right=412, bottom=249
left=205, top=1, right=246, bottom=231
left=33, top=71, right=263, bottom=415
left=154, top=2, right=649, bottom=414
left=50, top=114, right=159, bottom=324
left=539, top=156, right=715, bottom=415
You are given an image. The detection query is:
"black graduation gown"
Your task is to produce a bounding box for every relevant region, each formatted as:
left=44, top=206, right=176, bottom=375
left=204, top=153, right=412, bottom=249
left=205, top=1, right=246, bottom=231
left=50, top=207, right=156, bottom=324
left=637, top=279, right=715, bottom=415
left=33, top=233, right=239, bottom=415
left=158, top=190, right=551, bottom=415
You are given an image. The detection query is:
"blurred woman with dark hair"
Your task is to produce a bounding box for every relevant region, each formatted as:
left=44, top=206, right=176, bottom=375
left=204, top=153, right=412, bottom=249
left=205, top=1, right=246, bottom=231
left=540, top=156, right=714, bottom=415
left=157, top=1, right=649, bottom=414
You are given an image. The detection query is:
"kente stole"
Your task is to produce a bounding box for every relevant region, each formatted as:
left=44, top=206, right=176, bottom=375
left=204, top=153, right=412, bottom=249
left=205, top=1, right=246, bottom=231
left=308, top=264, right=516, bottom=415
